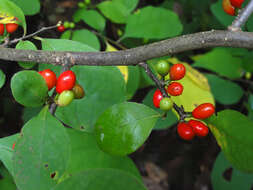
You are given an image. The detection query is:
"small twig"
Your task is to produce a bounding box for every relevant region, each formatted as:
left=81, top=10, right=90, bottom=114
left=228, top=0, right=253, bottom=31
left=8, top=24, right=59, bottom=45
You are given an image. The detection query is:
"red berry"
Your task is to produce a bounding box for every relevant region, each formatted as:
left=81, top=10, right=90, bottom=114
left=177, top=122, right=195, bottom=140
left=188, top=120, right=209, bottom=137
left=56, top=70, right=76, bottom=94
left=57, top=25, right=65, bottom=32
left=192, top=103, right=215, bottom=119
left=222, top=0, right=235, bottom=16
left=0, top=24, right=4, bottom=35
left=153, top=89, right=163, bottom=108
left=169, top=63, right=186, bottom=81
left=230, top=0, right=244, bottom=8
left=6, top=23, right=19, bottom=34
left=167, top=82, right=183, bottom=96
left=39, top=69, right=57, bottom=90
left=12, top=142, right=15, bottom=150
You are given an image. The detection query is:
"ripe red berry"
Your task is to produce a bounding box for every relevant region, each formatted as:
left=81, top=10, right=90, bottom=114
left=0, top=24, right=4, bottom=35
left=188, top=120, right=209, bottom=137
left=169, top=63, right=186, bottom=81
left=6, top=23, right=19, bottom=34
left=167, top=82, right=183, bottom=96
left=222, top=0, right=235, bottom=16
left=192, top=103, right=215, bottom=119
left=153, top=89, right=163, bottom=108
left=230, top=0, right=244, bottom=8
left=56, top=70, right=76, bottom=94
left=177, top=122, right=195, bottom=140
left=57, top=25, right=65, bottom=32
left=39, top=69, right=57, bottom=90
left=12, top=142, right=15, bottom=150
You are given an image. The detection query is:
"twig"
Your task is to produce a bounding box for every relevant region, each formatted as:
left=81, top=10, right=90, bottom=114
left=229, top=0, right=253, bottom=31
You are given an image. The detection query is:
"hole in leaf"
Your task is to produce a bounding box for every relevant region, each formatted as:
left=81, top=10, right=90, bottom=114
left=222, top=167, right=233, bottom=182
left=44, top=164, right=49, bottom=168
left=50, top=172, right=56, bottom=179
left=80, top=126, right=85, bottom=130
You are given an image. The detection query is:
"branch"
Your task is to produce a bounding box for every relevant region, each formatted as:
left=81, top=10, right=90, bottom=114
left=0, top=30, right=253, bottom=66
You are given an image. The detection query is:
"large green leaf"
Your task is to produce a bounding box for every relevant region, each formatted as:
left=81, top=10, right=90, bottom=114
left=15, top=40, right=37, bottom=69
left=124, top=6, right=183, bottom=39
left=0, top=0, right=26, bottom=34
left=62, top=129, right=142, bottom=181
left=10, top=0, right=40, bottom=15
left=208, top=110, right=253, bottom=173
left=142, top=88, right=177, bottom=130
left=211, top=152, right=253, bottom=190
left=11, top=71, right=48, bottom=107
left=95, top=102, right=159, bottom=156
left=205, top=74, right=243, bottom=105
left=73, top=9, right=106, bottom=31
left=53, top=169, right=147, bottom=190
left=0, top=164, right=16, bottom=190
left=0, top=134, right=19, bottom=175
left=0, top=69, right=6, bottom=88
left=193, top=48, right=243, bottom=79
left=13, top=107, right=71, bottom=190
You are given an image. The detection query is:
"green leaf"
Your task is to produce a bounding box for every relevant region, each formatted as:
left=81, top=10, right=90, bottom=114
left=53, top=169, right=147, bottom=190
left=208, top=110, right=253, bottom=173
left=13, top=107, right=71, bottom=190
left=117, top=0, right=138, bottom=12
left=124, top=6, right=183, bottom=39
left=73, top=9, right=106, bottom=31
left=11, top=70, right=48, bottom=107
left=126, top=66, right=140, bottom=99
left=63, top=129, right=142, bottom=181
left=22, top=107, right=41, bottom=123
left=0, top=164, right=17, bottom=190
left=142, top=88, right=177, bottom=130
left=0, top=0, right=27, bottom=35
left=0, top=134, right=19, bottom=175
left=10, top=0, right=40, bottom=15
left=211, top=152, right=253, bottom=190
left=97, top=1, right=130, bottom=24
left=210, top=0, right=234, bottom=27
left=0, top=69, right=6, bottom=88
left=95, top=102, right=159, bottom=156
left=205, top=74, right=243, bottom=105
left=193, top=48, right=243, bottom=79
left=71, top=29, right=100, bottom=50
left=15, top=40, right=37, bottom=69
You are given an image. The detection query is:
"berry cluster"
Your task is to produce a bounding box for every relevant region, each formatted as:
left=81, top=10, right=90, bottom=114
left=57, top=21, right=75, bottom=33
left=38, top=69, right=85, bottom=107
left=0, top=23, right=19, bottom=36
left=222, top=0, right=245, bottom=16
left=153, top=61, right=186, bottom=112
left=177, top=103, right=215, bottom=140
left=152, top=61, right=215, bottom=141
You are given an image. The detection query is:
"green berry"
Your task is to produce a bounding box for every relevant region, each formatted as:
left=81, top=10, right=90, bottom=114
left=159, top=97, right=173, bottom=111
left=56, top=90, right=74, bottom=107
left=156, top=60, right=170, bottom=76
left=63, top=21, right=70, bottom=28
left=69, top=22, right=75, bottom=29
left=84, top=0, right=91, bottom=5
left=78, top=2, right=85, bottom=8
left=72, top=83, right=85, bottom=99
left=246, top=72, right=251, bottom=79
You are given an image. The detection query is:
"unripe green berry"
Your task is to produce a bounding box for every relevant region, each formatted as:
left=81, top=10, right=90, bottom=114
left=159, top=97, right=173, bottom=111
left=72, top=83, right=85, bottom=99
left=78, top=2, right=85, bottom=8
left=246, top=72, right=252, bottom=80
left=63, top=21, right=70, bottom=28
left=156, top=60, right=170, bottom=76
left=84, top=0, right=91, bottom=5
left=69, top=22, right=75, bottom=29
left=56, top=90, right=74, bottom=107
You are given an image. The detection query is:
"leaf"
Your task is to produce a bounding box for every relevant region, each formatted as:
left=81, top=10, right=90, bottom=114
left=94, top=102, right=159, bottom=156
left=0, top=69, right=6, bottom=88
left=71, top=29, right=100, bottom=50
left=142, top=88, right=177, bottom=130
left=15, top=41, right=37, bottom=69
left=53, top=169, right=147, bottom=190
left=193, top=48, right=243, bottom=79
left=124, top=6, right=183, bottom=39
left=22, top=107, right=41, bottom=123
left=62, top=129, right=142, bottom=181
left=117, top=0, right=138, bottom=12
left=11, top=70, right=48, bottom=107
left=211, top=152, right=253, bottom=190
left=10, top=0, right=40, bottom=15
left=0, top=164, right=17, bottom=190
left=210, top=0, right=234, bottom=27
left=205, top=74, right=243, bottom=105
left=13, top=106, right=71, bottom=190
left=73, top=9, right=106, bottom=31
left=208, top=110, right=253, bottom=173
left=0, top=0, right=27, bottom=35
left=97, top=1, right=130, bottom=24
left=0, top=134, right=19, bottom=175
